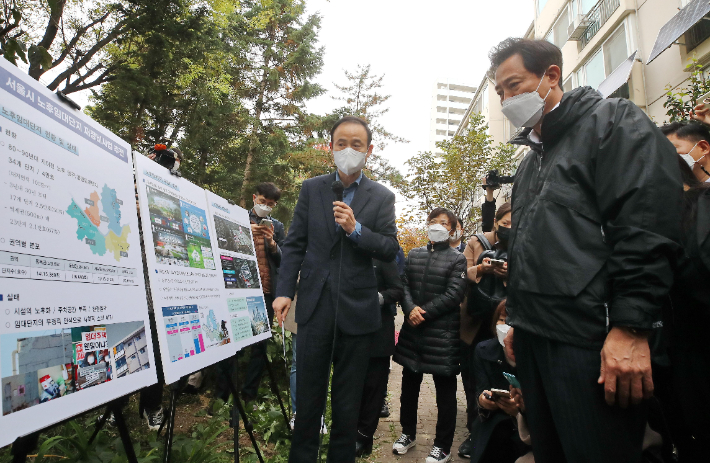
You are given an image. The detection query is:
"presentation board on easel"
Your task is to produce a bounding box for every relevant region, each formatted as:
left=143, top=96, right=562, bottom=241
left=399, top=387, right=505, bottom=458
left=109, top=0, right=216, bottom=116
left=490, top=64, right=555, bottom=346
left=135, top=154, right=271, bottom=384
left=0, top=57, right=157, bottom=447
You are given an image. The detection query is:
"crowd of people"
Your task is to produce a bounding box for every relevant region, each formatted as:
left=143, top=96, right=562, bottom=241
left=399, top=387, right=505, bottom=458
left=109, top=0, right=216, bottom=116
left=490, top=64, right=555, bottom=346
left=119, top=36, right=708, bottom=463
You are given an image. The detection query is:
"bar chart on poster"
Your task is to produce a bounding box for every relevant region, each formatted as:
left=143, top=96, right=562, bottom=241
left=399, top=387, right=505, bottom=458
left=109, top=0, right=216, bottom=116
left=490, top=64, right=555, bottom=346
left=0, top=57, right=156, bottom=447
left=135, top=154, right=270, bottom=384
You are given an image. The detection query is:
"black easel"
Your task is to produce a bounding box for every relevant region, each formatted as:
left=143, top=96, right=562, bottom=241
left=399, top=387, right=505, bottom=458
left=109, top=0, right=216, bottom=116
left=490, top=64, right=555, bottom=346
left=221, top=357, right=265, bottom=463
left=263, top=351, right=291, bottom=431
left=160, top=379, right=182, bottom=463
left=11, top=396, right=138, bottom=463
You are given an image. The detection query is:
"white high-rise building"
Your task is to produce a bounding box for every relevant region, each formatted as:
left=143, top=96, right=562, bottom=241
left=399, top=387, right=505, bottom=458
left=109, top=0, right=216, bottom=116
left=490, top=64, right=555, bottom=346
left=429, top=81, right=476, bottom=155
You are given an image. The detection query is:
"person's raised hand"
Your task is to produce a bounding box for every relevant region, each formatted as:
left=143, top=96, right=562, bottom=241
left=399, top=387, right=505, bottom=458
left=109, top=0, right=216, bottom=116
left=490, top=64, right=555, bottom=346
left=261, top=222, right=276, bottom=248
left=333, top=201, right=356, bottom=234
left=479, top=258, right=494, bottom=275
left=492, top=261, right=508, bottom=279
left=691, top=103, right=710, bottom=126
left=496, top=396, right=519, bottom=417
left=504, top=328, right=515, bottom=364
left=250, top=223, right=262, bottom=236
left=479, top=391, right=499, bottom=411
left=273, top=297, right=292, bottom=325
left=510, top=387, right=525, bottom=412
left=408, top=306, right=426, bottom=326
left=598, top=326, right=654, bottom=408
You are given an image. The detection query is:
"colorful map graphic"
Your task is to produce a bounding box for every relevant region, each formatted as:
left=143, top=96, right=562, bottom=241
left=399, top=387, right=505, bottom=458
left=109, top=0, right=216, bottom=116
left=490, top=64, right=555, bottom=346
left=67, top=184, right=131, bottom=261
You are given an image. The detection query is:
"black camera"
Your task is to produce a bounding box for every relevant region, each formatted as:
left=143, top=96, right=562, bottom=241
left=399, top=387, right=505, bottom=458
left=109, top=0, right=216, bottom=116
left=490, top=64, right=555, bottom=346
left=483, top=169, right=515, bottom=190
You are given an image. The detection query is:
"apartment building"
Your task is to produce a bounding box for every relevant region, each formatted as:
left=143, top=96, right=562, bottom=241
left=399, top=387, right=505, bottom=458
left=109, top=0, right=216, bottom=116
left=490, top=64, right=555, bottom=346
left=429, top=81, right=476, bottom=155
left=535, top=0, right=710, bottom=122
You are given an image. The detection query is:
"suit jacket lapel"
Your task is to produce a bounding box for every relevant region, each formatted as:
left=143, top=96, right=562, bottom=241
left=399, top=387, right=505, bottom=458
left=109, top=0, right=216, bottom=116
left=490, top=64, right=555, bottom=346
left=320, top=172, right=337, bottom=241
left=350, top=176, right=372, bottom=219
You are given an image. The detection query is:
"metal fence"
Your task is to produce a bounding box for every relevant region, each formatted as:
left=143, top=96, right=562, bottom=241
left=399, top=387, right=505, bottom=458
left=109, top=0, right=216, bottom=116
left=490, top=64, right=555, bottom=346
left=580, top=0, right=621, bottom=49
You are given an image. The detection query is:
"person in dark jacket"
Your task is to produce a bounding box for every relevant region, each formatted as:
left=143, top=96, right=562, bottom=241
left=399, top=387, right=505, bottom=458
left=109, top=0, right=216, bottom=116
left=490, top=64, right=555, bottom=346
left=661, top=123, right=710, bottom=462
left=489, top=38, right=682, bottom=463
left=393, top=207, right=468, bottom=463
left=470, top=300, right=527, bottom=463
left=355, top=257, right=404, bottom=457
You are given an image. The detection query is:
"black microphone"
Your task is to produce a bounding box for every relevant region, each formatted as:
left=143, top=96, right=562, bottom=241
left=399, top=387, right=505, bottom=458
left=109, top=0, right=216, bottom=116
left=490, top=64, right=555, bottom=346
left=331, top=180, right=344, bottom=202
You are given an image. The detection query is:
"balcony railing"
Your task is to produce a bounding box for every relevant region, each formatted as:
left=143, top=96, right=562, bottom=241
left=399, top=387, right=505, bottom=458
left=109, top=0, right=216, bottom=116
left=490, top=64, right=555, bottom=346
left=580, top=0, right=621, bottom=49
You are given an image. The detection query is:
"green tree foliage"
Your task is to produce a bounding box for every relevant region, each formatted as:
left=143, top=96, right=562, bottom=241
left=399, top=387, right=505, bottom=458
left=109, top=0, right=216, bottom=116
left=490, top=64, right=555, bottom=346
left=664, top=58, right=710, bottom=122
left=331, top=64, right=407, bottom=186
left=399, top=113, right=516, bottom=235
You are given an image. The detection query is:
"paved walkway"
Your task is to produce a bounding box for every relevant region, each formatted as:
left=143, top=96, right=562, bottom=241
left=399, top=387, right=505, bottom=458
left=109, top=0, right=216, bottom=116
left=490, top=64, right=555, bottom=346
left=364, top=314, right=469, bottom=463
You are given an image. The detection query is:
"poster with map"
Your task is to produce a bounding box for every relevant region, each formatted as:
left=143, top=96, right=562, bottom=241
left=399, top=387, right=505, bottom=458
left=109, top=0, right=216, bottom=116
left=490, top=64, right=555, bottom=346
left=0, top=58, right=156, bottom=447
left=135, top=154, right=237, bottom=383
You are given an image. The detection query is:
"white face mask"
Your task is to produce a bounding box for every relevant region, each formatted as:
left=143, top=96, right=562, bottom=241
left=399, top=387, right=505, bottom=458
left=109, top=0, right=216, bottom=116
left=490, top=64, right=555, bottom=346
left=496, top=323, right=511, bottom=348
left=501, top=72, right=552, bottom=129
left=679, top=142, right=705, bottom=169
left=253, top=202, right=272, bottom=218
left=333, top=147, right=367, bottom=176
left=428, top=224, right=451, bottom=243
left=449, top=229, right=462, bottom=243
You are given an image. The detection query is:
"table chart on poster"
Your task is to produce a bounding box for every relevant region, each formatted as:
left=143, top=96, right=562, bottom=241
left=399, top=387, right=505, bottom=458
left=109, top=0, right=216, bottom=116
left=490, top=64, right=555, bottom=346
left=0, top=250, right=140, bottom=285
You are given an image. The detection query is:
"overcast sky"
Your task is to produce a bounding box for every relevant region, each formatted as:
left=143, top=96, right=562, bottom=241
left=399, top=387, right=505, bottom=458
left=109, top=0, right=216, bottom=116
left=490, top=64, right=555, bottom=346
left=304, top=0, right=535, bottom=173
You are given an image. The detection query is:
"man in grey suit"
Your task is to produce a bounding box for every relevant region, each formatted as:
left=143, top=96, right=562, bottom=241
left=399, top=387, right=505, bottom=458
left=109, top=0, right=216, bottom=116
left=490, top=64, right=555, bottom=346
left=273, top=116, right=398, bottom=462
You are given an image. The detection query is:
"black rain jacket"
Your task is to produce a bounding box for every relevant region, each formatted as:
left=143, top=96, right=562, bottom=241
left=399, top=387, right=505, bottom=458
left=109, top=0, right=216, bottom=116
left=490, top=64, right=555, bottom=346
left=507, top=86, right=683, bottom=348
left=394, top=241, right=467, bottom=376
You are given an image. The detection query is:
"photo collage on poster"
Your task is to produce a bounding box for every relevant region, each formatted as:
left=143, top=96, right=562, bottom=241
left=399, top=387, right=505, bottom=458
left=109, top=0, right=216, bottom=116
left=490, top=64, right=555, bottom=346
left=1, top=322, right=148, bottom=416
left=147, top=186, right=215, bottom=269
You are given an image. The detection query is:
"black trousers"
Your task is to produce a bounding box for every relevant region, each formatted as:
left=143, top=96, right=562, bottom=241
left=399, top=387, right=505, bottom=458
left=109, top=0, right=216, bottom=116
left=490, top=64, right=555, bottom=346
left=241, top=294, right=275, bottom=399
left=357, top=356, right=390, bottom=442
left=289, top=285, right=373, bottom=463
left=460, top=341, right=477, bottom=432
left=514, top=328, right=647, bottom=463
left=400, top=368, right=457, bottom=453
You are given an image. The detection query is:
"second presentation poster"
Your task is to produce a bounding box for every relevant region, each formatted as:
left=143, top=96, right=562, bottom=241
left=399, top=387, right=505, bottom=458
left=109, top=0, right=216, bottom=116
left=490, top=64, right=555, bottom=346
left=135, top=154, right=270, bottom=384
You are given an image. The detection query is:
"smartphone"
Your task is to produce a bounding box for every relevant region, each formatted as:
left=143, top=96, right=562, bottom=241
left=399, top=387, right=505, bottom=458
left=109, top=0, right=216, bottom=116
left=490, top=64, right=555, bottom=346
left=260, top=219, right=273, bottom=228
left=697, top=90, right=710, bottom=112
left=490, top=259, right=506, bottom=267
left=503, top=372, right=521, bottom=389
left=490, top=388, right=511, bottom=399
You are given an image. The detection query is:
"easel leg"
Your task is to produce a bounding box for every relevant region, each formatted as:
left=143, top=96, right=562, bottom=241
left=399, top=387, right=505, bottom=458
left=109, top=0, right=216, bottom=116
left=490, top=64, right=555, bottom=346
left=88, top=403, right=112, bottom=444
left=112, top=401, right=139, bottom=463
left=10, top=432, right=39, bottom=463
left=162, top=381, right=180, bottom=463
left=263, top=350, right=291, bottom=431
left=221, top=357, right=264, bottom=463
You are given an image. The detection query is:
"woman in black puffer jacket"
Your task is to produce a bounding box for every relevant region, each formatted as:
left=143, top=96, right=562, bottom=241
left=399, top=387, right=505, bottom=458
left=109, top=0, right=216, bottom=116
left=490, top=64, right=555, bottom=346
left=392, top=207, right=468, bottom=463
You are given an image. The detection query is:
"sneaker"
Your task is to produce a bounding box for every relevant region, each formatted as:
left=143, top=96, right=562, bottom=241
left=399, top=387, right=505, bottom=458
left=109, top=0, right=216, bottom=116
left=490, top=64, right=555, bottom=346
left=289, top=413, right=296, bottom=431
left=458, top=435, right=472, bottom=459
left=380, top=402, right=390, bottom=418
left=392, top=433, right=416, bottom=455
left=320, top=416, right=328, bottom=435
left=143, top=407, right=164, bottom=431
left=426, top=446, right=451, bottom=463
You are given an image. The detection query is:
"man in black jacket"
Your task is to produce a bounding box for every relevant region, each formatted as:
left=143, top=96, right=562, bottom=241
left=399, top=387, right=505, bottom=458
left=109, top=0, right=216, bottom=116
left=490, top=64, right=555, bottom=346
left=489, top=38, right=682, bottom=462
left=273, top=116, right=399, bottom=463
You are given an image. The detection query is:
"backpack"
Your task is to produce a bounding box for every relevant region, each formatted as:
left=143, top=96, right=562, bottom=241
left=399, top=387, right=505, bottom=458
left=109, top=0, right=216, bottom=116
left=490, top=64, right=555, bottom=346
left=467, top=234, right=508, bottom=319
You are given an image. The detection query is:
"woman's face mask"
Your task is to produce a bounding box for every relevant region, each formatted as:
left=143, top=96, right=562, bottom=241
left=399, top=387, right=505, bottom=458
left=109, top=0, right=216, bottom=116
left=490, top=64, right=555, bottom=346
left=496, top=323, right=511, bottom=348
left=428, top=224, right=451, bottom=243
left=496, top=225, right=511, bottom=247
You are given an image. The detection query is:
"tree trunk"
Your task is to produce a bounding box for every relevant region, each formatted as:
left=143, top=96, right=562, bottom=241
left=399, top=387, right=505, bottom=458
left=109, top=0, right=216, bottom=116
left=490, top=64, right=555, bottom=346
left=239, top=61, right=269, bottom=207
left=29, top=0, right=67, bottom=80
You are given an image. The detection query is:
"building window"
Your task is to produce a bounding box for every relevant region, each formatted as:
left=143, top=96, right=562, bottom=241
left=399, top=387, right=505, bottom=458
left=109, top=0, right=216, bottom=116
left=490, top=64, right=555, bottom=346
left=547, top=6, right=571, bottom=48
left=577, top=23, right=628, bottom=91
left=139, top=347, right=147, bottom=354
left=436, top=129, right=447, bottom=136
left=685, top=16, right=710, bottom=52
left=563, top=76, right=574, bottom=92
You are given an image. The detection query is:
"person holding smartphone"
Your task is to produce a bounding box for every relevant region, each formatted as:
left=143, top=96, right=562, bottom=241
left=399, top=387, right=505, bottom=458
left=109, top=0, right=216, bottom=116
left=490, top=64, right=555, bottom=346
left=470, top=299, right=528, bottom=463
